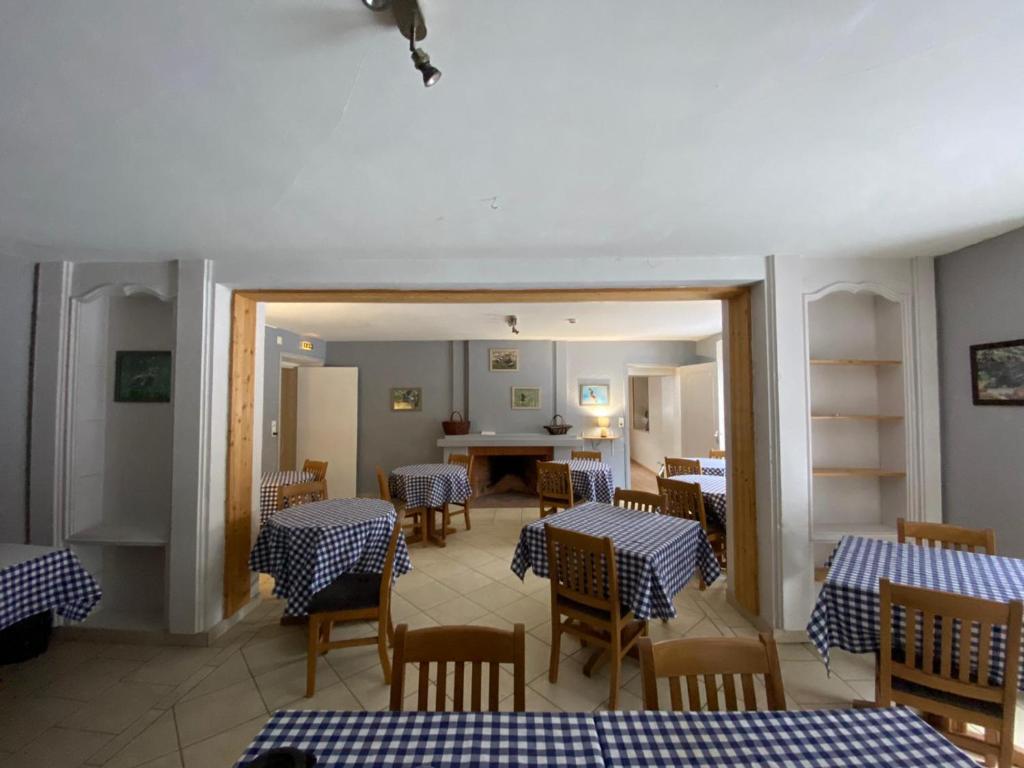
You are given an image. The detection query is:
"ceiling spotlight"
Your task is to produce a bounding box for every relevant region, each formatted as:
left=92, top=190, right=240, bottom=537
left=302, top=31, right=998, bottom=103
left=361, top=0, right=392, bottom=9
left=408, top=16, right=440, bottom=87
left=506, top=315, right=520, bottom=335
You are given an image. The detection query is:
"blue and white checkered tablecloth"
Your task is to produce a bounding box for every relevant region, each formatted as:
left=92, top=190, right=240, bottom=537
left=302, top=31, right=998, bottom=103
left=510, top=502, right=721, bottom=620
left=554, top=459, right=615, bottom=503
left=0, top=547, right=102, bottom=631
left=595, top=707, right=975, bottom=767
left=389, top=464, right=471, bottom=509
left=234, top=710, right=604, bottom=768
left=668, top=474, right=727, bottom=529
left=259, top=470, right=315, bottom=524
left=682, top=457, right=726, bottom=476
left=807, top=536, right=1024, bottom=689
left=249, top=498, right=412, bottom=617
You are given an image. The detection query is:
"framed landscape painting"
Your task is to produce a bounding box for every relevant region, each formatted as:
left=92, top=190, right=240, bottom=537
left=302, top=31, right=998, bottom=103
left=511, top=387, right=541, bottom=409
left=114, top=351, right=172, bottom=402
left=579, top=383, right=610, bottom=407
left=489, top=348, right=519, bottom=371
left=971, top=339, right=1024, bottom=405
left=390, top=387, right=422, bottom=411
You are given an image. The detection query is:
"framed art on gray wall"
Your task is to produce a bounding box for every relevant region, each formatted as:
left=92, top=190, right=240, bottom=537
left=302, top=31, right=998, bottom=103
left=390, top=387, right=422, bottom=411
left=579, top=383, right=610, bottom=406
left=489, top=348, right=519, bottom=371
left=971, top=338, right=1024, bottom=405
left=114, top=351, right=172, bottom=403
left=511, top=387, right=541, bottom=409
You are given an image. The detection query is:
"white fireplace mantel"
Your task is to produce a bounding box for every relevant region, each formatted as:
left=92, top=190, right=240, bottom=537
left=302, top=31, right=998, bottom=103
left=437, top=433, right=583, bottom=448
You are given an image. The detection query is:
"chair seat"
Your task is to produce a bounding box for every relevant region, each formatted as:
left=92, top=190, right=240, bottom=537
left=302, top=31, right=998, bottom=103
left=558, top=595, right=629, bottom=624
left=307, top=572, right=382, bottom=614
left=889, top=648, right=1002, bottom=719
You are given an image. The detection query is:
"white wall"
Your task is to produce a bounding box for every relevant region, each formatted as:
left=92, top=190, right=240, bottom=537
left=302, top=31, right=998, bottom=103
left=629, top=375, right=680, bottom=473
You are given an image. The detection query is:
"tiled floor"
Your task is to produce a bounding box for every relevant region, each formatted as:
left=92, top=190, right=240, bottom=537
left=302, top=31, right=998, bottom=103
left=1, top=507, right=1020, bottom=767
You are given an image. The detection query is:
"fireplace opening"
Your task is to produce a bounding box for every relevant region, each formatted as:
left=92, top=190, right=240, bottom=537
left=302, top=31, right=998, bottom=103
left=469, top=447, right=553, bottom=507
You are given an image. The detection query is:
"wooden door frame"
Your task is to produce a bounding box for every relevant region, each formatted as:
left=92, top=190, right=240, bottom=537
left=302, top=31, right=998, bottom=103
left=224, top=287, right=759, bottom=619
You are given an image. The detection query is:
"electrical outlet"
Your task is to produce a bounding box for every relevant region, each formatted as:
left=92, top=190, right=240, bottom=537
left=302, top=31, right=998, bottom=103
left=271, top=419, right=278, bottom=436
left=617, top=416, right=625, bottom=428
left=276, top=335, right=283, bottom=346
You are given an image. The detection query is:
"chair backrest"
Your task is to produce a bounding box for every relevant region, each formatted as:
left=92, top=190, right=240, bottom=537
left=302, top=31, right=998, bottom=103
left=613, top=487, right=662, bottom=514
left=571, top=450, right=603, bottom=461
left=276, top=480, right=327, bottom=510
left=664, top=457, right=701, bottom=477
left=897, top=518, right=996, bottom=554
left=302, top=459, right=329, bottom=481
left=375, top=467, right=393, bottom=502
left=448, top=453, right=473, bottom=471
left=638, top=633, right=785, bottom=712
left=545, top=525, right=618, bottom=619
left=377, top=512, right=406, bottom=615
left=708, top=449, right=726, bottom=459
left=389, top=623, right=526, bottom=712
left=657, top=476, right=709, bottom=530
left=537, top=461, right=573, bottom=503
left=879, top=578, right=1022, bottom=764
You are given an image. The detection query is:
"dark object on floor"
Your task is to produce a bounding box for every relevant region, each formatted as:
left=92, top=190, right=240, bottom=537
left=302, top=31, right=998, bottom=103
left=0, top=610, right=52, bottom=665
left=242, top=747, right=316, bottom=768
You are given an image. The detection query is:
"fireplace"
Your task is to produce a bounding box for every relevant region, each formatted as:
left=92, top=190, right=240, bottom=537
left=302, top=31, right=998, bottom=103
left=469, top=446, right=554, bottom=499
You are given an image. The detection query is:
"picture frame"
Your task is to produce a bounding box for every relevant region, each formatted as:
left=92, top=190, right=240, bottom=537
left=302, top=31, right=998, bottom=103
left=390, top=387, right=423, bottom=411
left=114, top=351, right=172, bottom=403
left=579, top=383, right=610, bottom=407
left=971, top=339, right=1024, bottom=405
left=489, top=348, right=519, bottom=372
left=511, top=386, right=541, bottom=409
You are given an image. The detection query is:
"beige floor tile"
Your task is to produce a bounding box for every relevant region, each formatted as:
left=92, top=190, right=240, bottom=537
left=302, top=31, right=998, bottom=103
left=16, top=725, right=112, bottom=768
left=779, top=659, right=861, bottom=705
left=96, top=644, right=165, bottom=663
left=129, top=647, right=220, bottom=687
left=173, top=678, right=267, bottom=747
left=393, top=570, right=441, bottom=595
left=471, top=559, right=519, bottom=581
left=501, top=596, right=551, bottom=629
left=682, top=617, right=732, bottom=638
left=394, top=581, right=461, bottom=610
left=325, top=642, right=391, bottom=680
left=499, top=686, right=562, bottom=712
left=101, top=709, right=179, bottom=768
left=241, top=631, right=307, bottom=678
left=465, top=581, right=527, bottom=610
left=255, top=657, right=340, bottom=711
left=64, top=681, right=173, bottom=734
left=87, top=708, right=164, bottom=766
left=777, top=642, right=820, bottom=661
left=180, top=652, right=251, bottom=703
left=41, top=657, right=144, bottom=701
left=528, top=657, right=616, bottom=713
left=180, top=714, right=268, bottom=768
left=134, top=753, right=182, bottom=768
left=429, top=596, right=491, bottom=625
left=432, top=568, right=495, bottom=594
left=827, top=648, right=877, bottom=682
left=0, top=695, right=85, bottom=751
left=291, top=680, right=362, bottom=711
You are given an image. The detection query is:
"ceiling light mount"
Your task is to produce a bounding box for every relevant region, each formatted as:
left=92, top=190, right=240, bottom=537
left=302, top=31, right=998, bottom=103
left=363, top=0, right=440, bottom=87
left=506, top=315, right=520, bottom=335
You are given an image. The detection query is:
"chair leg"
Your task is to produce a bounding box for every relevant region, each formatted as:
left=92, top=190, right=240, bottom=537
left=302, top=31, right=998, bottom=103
left=306, top=615, right=320, bottom=697
left=608, top=627, right=622, bottom=710
left=386, top=612, right=395, bottom=645
left=377, top=616, right=392, bottom=684
left=549, top=615, right=562, bottom=683
left=464, top=500, right=472, bottom=530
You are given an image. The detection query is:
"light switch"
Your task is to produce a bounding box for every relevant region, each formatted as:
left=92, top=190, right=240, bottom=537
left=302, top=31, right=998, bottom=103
left=617, top=417, right=625, bottom=428
left=271, top=419, right=278, bottom=436
left=276, top=336, right=283, bottom=346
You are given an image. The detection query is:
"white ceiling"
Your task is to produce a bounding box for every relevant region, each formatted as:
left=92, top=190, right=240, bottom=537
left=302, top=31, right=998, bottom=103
left=2, top=2, right=1023, bottom=262
left=264, top=301, right=722, bottom=341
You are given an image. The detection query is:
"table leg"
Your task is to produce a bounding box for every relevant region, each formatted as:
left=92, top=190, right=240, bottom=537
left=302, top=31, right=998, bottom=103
left=425, top=506, right=447, bottom=547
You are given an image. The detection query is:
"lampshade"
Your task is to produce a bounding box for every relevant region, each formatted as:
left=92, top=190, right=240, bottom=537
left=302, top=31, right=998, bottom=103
left=596, top=417, right=610, bottom=428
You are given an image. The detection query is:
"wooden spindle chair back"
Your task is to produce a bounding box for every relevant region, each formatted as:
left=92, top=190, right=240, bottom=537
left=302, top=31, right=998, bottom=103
left=638, top=633, right=785, bottom=712
left=664, top=457, right=701, bottom=478
left=708, top=449, right=727, bottom=459
left=302, top=459, right=329, bottom=481
left=276, top=480, right=327, bottom=510
left=571, top=450, right=603, bottom=461
left=896, top=518, right=997, bottom=554
left=657, top=477, right=708, bottom=529
left=389, top=624, right=526, bottom=712
left=376, top=466, right=424, bottom=544
left=537, top=461, right=574, bottom=517
left=612, top=488, right=663, bottom=514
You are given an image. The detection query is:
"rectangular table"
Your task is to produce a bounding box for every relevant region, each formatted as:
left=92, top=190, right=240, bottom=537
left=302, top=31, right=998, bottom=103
left=807, top=535, right=1024, bottom=688
left=510, top=502, right=721, bottom=620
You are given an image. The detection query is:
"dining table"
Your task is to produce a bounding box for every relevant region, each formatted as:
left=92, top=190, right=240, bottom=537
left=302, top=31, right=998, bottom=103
left=556, top=458, right=615, bottom=503
left=807, top=535, right=1024, bottom=689
left=259, top=469, right=315, bottom=524
left=234, top=706, right=976, bottom=767
left=682, top=456, right=726, bottom=476
left=667, top=473, right=727, bottom=528
left=389, top=463, right=472, bottom=547
left=510, top=501, right=720, bottom=620
left=248, top=498, right=412, bottom=617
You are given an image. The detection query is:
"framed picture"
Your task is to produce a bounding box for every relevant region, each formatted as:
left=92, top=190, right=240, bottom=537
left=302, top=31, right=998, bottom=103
left=971, top=339, right=1024, bottom=405
left=579, top=383, right=610, bottom=407
left=511, top=387, right=541, bottom=409
left=390, top=387, right=422, bottom=411
left=489, top=348, right=519, bottom=372
left=114, top=351, right=172, bottom=403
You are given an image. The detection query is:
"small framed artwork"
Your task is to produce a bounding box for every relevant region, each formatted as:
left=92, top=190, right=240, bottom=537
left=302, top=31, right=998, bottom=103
left=579, top=383, right=610, bottom=407
left=114, top=351, right=172, bottom=403
left=489, top=348, right=519, bottom=372
left=971, top=339, right=1024, bottom=405
left=511, top=387, right=541, bottom=409
left=390, top=387, right=422, bottom=411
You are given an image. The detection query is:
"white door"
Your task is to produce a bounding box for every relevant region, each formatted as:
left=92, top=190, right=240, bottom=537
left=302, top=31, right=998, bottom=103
left=296, top=367, right=358, bottom=498
left=678, top=363, right=719, bottom=458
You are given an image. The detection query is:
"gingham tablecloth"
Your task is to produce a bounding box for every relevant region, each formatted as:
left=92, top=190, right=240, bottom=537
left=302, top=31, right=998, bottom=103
left=807, top=536, right=1024, bottom=689
left=555, top=459, right=615, bottom=503
left=510, top=502, right=720, bottom=620
left=668, top=473, right=727, bottom=529
left=595, top=707, right=975, bottom=767
left=683, top=457, right=726, bottom=476
left=248, top=498, right=411, bottom=617
left=235, top=710, right=604, bottom=767
left=0, top=546, right=102, bottom=631
left=259, top=470, right=315, bottom=524
left=389, top=463, right=471, bottom=509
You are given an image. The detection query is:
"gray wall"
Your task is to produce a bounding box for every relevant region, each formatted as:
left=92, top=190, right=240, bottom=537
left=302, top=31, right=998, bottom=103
left=260, top=326, right=325, bottom=474
left=936, top=226, right=1024, bottom=557
left=0, top=259, right=34, bottom=543
left=324, top=342, right=454, bottom=495
left=467, top=341, right=556, bottom=432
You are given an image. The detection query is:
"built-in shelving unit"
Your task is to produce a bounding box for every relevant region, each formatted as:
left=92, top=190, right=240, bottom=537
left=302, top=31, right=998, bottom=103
left=807, top=290, right=907, bottom=563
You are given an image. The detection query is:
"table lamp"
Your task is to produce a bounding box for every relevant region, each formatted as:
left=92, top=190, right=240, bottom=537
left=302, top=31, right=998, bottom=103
left=597, top=416, right=610, bottom=438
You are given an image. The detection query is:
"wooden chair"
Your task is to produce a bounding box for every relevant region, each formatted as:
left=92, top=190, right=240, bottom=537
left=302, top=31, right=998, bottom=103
left=443, top=454, right=474, bottom=532
left=389, top=623, right=526, bottom=712
left=613, top=487, right=662, bottom=514
left=376, top=467, right=424, bottom=544
left=276, top=480, right=327, bottom=511
left=537, top=461, right=574, bottom=518
left=658, top=476, right=726, bottom=577
left=638, top=633, right=785, bottom=711
left=546, top=525, right=646, bottom=710
left=897, top=518, right=996, bottom=554
left=708, top=449, right=726, bottom=459
left=305, top=513, right=404, bottom=696
left=878, top=578, right=1022, bottom=766
left=664, top=457, right=701, bottom=478
left=571, top=450, right=603, bottom=461
left=302, top=459, right=329, bottom=494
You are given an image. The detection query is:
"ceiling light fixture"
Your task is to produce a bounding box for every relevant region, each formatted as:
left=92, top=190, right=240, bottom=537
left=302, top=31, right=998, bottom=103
left=362, top=0, right=440, bottom=88
left=361, top=0, right=392, bottom=9
left=408, top=12, right=440, bottom=87
left=506, top=316, right=520, bottom=335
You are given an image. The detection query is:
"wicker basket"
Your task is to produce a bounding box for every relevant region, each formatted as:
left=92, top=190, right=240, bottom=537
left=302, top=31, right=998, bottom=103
left=442, top=410, right=471, bottom=435
left=543, top=414, right=573, bottom=435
